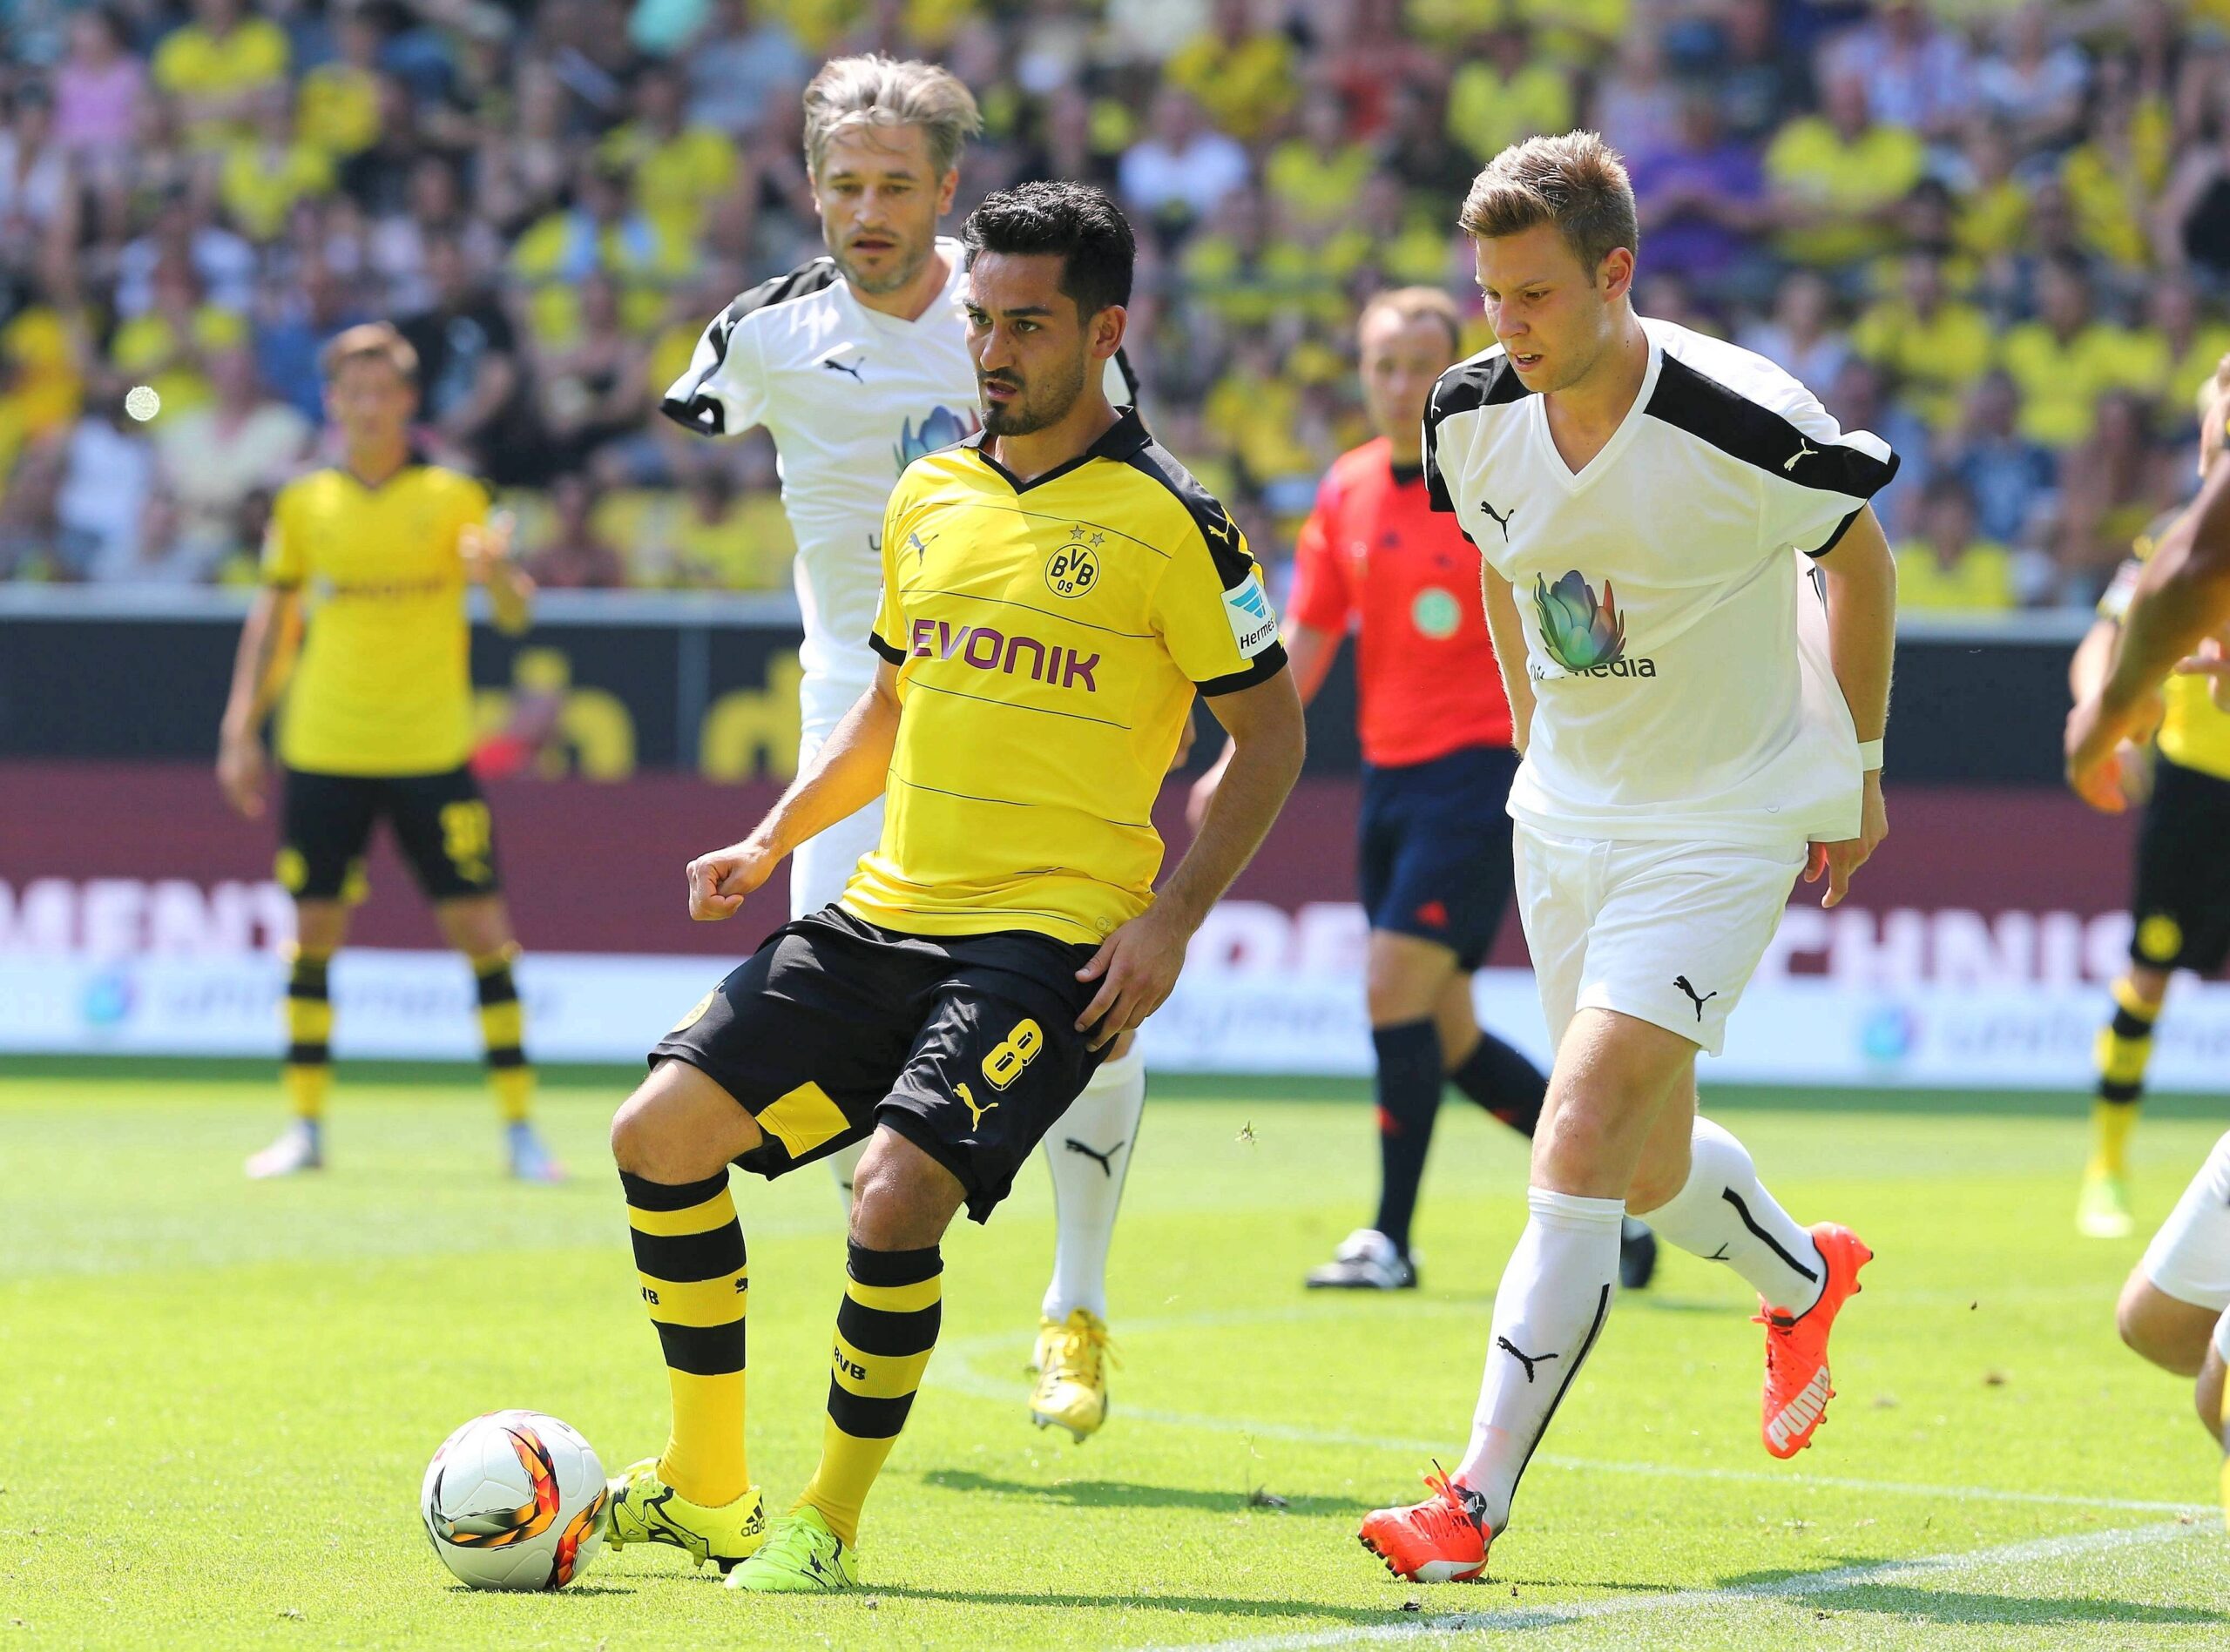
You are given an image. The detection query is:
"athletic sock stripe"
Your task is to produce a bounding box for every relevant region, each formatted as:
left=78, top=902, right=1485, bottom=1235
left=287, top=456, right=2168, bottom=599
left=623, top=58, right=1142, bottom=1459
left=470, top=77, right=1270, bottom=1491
left=286, top=1042, right=331, bottom=1066
left=2110, top=1008, right=2157, bottom=1040
left=630, top=1224, right=746, bottom=1282
left=846, top=1243, right=941, bottom=1288
left=652, top=1317, right=746, bottom=1376
left=825, top=1384, right=915, bottom=1440
left=2099, top=1079, right=2145, bottom=1103
left=287, top=965, right=331, bottom=999
left=475, top=966, right=521, bottom=1007
left=1721, top=1188, right=1820, bottom=1284
left=832, top=1332, right=936, bottom=1399
left=619, top=1170, right=731, bottom=1210
left=625, top=1190, right=737, bottom=1237
left=640, top=1270, right=748, bottom=1326
left=1505, top=1281, right=1612, bottom=1510
left=484, top=1044, right=528, bottom=1070
left=836, top=1294, right=942, bottom=1357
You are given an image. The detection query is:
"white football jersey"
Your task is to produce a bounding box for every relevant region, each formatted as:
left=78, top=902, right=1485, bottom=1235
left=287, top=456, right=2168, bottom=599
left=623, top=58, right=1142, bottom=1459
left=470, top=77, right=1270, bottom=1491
left=1424, top=318, right=1897, bottom=848
left=663, top=238, right=1132, bottom=699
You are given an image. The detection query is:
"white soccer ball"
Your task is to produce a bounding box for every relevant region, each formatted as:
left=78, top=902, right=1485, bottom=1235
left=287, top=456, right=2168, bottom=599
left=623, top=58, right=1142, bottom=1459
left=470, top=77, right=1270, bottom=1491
left=420, top=1410, right=608, bottom=1591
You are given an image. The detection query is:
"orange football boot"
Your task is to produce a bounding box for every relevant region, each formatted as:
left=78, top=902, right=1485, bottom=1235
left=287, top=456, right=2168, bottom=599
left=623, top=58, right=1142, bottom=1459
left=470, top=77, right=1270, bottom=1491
left=1357, top=1466, right=1491, bottom=1583
left=1758, top=1222, right=1873, bottom=1459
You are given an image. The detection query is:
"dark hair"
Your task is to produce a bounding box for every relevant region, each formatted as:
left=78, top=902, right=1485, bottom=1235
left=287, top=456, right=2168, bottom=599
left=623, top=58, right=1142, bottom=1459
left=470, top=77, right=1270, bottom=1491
left=963, top=181, right=1135, bottom=319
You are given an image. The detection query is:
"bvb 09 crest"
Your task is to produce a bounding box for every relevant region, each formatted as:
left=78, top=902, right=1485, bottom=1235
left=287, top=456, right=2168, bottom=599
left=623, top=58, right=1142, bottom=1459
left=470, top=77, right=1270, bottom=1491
left=1046, top=536, right=1101, bottom=598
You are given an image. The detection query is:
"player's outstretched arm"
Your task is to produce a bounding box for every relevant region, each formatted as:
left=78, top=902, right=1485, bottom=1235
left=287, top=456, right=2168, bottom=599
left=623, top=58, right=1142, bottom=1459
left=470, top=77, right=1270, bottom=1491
left=216, top=586, right=301, bottom=819
left=1078, top=670, right=1305, bottom=1049
left=2071, top=460, right=2230, bottom=806
left=1808, top=506, right=1895, bottom=908
left=686, top=661, right=903, bottom=920
left=1480, top=570, right=1536, bottom=754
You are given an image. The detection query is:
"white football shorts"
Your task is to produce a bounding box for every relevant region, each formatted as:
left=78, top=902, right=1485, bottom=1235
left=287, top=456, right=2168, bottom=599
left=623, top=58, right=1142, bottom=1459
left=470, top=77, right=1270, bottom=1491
left=2140, top=1130, right=2230, bottom=1311
left=789, top=665, right=885, bottom=920
left=1515, top=824, right=1807, bottom=1058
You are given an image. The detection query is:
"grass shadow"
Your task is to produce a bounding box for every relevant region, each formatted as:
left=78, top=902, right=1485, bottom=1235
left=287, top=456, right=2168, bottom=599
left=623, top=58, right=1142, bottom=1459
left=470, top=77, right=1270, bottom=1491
left=922, top=1467, right=1343, bottom=1515
left=865, top=1582, right=1413, bottom=1624
left=1794, top=1583, right=2228, bottom=1628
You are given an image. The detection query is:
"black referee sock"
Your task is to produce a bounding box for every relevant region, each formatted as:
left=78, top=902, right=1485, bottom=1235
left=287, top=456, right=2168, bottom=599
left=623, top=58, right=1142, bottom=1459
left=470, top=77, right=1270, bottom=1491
left=1370, top=1019, right=1443, bottom=1258
left=1448, top=1030, right=1548, bottom=1137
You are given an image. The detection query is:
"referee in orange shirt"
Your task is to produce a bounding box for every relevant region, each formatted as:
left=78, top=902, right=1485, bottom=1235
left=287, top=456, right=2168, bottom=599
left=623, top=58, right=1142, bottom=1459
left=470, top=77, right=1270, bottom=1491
left=1193, top=289, right=1653, bottom=1291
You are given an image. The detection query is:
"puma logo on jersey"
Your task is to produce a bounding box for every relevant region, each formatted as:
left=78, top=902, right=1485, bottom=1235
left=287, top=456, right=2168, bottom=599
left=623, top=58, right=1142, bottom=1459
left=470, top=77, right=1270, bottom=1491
left=1204, top=512, right=1237, bottom=546
left=956, top=1082, right=997, bottom=1130
left=906, top=529, right=931, bottom=563
left=1765, top=1365, right=1833, bottom=1451
left=1496, top=1336, right=1558, bottom=1383
left=821, top=355, right=865, bottom=381
left=1783, top=440, right=1818, bottom=471
left=1478, top=500, right=1515, bottom=540
left=1064, top=1137, right=1123, bottom=1177
left=1674, top=975, right=1719, bottom=1022
left=907, top=618, right=1098, bottom=691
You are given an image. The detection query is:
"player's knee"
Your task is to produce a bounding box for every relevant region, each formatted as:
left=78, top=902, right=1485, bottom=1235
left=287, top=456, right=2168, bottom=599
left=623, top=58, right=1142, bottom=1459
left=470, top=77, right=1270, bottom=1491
left=2116, top=1280, right=2206, bottom=1376
left=849, top=1134, right=962, bottom=1250
left=609, top=1082, right=699, bottom=1183
left=2194, top=1362, right=2227, bottom=1447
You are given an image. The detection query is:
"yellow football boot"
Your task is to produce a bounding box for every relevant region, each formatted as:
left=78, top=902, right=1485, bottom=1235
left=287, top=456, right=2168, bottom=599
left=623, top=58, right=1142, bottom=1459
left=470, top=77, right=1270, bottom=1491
left=605, top=1458, right=766, bottom=1571
left=1030, top=1309, right=1115, bottom=1442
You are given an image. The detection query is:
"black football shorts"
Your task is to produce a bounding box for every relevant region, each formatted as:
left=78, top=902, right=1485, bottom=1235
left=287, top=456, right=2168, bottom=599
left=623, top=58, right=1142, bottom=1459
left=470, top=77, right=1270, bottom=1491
left=2129, top=753, right=2230, bottom=975
left=278, top=765, right=502, bottom=904
left=650, top=905, right=1111, bottom=1222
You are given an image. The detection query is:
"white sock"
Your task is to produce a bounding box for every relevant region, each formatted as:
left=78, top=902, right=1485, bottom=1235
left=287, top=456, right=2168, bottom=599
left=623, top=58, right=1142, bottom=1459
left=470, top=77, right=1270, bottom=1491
left=1644, top=1116, right=1825, bottom=1314
left=1455, top=1187, right=1624, bottom=1533
left=1040, top=1044, right=1146, bottom=1322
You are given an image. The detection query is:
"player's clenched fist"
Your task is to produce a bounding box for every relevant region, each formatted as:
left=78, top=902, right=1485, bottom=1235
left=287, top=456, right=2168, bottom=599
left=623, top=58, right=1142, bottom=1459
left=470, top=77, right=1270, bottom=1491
left=686, top=839, right=778, bottom=920
left=217, top=732, right=267, bottom=818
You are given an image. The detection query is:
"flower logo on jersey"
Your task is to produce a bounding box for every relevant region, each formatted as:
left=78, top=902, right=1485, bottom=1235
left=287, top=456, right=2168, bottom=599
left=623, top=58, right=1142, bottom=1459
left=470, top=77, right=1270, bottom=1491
left=1410, top=586, right=1461, bottom=640
left=1533, top=570, right=1625, bottom=671
left=895, top=405, right=981, bottom=471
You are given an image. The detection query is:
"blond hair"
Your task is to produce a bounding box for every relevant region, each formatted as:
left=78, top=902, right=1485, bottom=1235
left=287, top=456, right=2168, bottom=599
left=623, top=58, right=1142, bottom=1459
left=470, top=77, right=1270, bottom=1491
left=1359, top=287, right=1463, bottom=353
left=1458, top=131, right=1638, bottom=274
left=320, top=321, right=418, bottom=384
left=802, top=56, right=983, bottom=181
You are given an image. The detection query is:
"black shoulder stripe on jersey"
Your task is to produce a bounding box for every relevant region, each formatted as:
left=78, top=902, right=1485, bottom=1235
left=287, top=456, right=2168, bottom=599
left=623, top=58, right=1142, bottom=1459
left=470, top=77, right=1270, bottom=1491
left=1806, top=505, right=1863, bottom=559
left=869, top=630, right=905, bottom=665
left=1646, top=354, right=1899, bottom=498
left=1119, top=438, right=1254, bottom=590
left=1422, top=354, right=1527, bottom=525
left=1197, top=642, right=1289, bottom=698
left=659, top=258, right=843, bottom=435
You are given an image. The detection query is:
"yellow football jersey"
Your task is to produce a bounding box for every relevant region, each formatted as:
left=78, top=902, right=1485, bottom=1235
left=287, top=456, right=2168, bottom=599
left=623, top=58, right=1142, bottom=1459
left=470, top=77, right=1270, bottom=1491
left=261, top=462, right=490, bottom=776
left=849, top=408, right=1287, bottom=946
left=2099, top=514, right=2230, bottom=782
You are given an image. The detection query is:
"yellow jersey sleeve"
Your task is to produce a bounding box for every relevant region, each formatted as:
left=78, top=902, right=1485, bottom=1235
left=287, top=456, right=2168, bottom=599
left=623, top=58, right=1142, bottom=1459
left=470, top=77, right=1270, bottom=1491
left=261, top=482, right=305, bottom=587
left=1147, top=505, right=1287, bottom=695
left=868, top=476, right=911, bottom=665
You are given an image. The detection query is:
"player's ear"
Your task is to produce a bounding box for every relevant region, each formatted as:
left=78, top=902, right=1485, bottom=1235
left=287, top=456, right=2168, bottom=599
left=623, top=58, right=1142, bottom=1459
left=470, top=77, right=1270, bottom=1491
left=1089, top=303, right=1127, bottom=363
left=935, top=166, right=960, bottom=216
left=1598, top=246, right=1635, bottom=306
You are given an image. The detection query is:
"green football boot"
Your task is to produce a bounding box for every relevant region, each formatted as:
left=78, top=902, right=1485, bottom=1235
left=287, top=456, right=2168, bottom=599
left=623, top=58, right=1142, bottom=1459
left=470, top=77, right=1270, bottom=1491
left=724, top=1507, right=860, bottom=1594
left=605, top=1458, right=766, bottom=1570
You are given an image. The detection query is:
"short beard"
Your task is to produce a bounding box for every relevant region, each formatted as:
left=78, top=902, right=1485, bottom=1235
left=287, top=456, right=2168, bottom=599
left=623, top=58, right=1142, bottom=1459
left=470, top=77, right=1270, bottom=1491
left=838, top=238, right=931, bottom=297
left=982, top=350, right=1088, bottom=437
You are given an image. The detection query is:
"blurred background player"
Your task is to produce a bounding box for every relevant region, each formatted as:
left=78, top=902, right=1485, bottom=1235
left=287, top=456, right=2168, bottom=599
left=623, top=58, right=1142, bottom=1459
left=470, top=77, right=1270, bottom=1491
left=2066, top=367, right=2230, bottom=1531
left=2067, top=356, right=2230, bottom=1239
left=215, top=323, right=557, bottom=1183
left=659, top=57, right=1145, bottom=1440
left=1360, top=134, right=1896, bottom=1584
left=1190, top=285, right=1654, bottom=1293
left=605, top=183, right=1305, bottom=1590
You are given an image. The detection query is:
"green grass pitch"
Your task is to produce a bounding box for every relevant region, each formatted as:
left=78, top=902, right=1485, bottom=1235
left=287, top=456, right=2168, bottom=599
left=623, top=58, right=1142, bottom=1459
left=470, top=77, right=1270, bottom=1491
left=5, top=1063, right=2230, bottom=1649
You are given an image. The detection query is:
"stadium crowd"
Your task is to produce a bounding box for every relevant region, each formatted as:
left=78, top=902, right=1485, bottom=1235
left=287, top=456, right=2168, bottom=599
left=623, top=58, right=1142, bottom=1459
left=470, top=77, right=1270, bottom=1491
left=0, top=0, right=2225, bottom=612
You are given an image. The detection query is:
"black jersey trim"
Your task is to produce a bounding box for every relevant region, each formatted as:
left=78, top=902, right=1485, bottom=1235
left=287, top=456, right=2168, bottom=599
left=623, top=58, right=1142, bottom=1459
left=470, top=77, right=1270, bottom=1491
left=1806, top=505, right=1864, bottom=559
left=1645, top=354, right=1899, bottom=500
left=1116, top=426, right=1255, bottom=591
left=869, top=631, right=905, bottom=665
left=1422, top=352, right=1529, bottom=526
left=963, top=405, right=1152, bottom=495
left=659, top=258, right=844, bottom=436
left=1196, top=642, right=1289, bottom=697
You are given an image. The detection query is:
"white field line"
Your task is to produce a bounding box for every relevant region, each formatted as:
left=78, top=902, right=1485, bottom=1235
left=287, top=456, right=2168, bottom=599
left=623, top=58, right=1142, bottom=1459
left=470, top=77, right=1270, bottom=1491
left=1143, top=1520, right=2208, bottom=1649
left=929, top=1307, right=2212, bottom=1519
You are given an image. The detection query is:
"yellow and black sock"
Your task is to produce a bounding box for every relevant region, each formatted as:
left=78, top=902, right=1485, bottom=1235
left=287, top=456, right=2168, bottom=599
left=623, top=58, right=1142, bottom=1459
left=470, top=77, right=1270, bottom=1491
left=473, top=947, right=533, bottom=1123
left=2091, top=975, right=2162, bottom=1177
left=800, top=1241, right=942, bottom=1547
left=621, top=1169, right=750, bottom=1508
left=282, top=945, right=334, bottom=1122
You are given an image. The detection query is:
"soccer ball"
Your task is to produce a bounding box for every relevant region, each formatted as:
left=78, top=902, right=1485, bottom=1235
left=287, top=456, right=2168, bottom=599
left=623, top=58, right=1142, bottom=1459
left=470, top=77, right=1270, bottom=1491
left=420, top=1410, right=608, bottom=1591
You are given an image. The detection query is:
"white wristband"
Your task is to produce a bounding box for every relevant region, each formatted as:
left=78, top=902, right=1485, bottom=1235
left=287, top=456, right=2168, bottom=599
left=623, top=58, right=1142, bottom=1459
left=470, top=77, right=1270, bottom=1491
left=1856, top=738, right=1883, bottom=772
